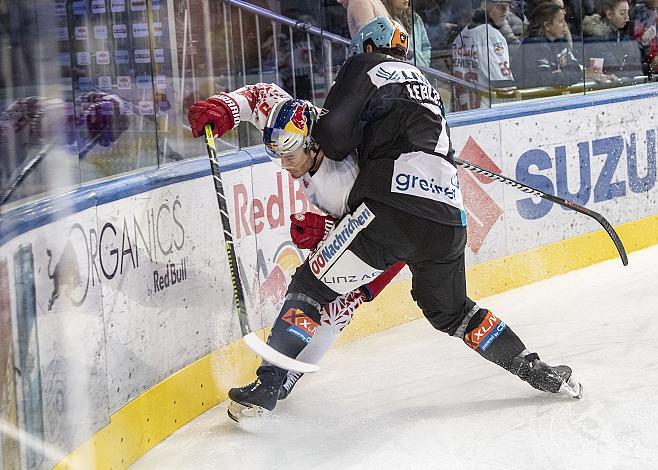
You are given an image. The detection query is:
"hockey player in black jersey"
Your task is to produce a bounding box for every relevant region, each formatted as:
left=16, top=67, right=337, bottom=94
left=221, top=16, right=581, bottom=419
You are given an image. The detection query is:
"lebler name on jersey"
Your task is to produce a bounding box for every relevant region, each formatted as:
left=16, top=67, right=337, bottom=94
left=368, top=62, right=442, bottom=107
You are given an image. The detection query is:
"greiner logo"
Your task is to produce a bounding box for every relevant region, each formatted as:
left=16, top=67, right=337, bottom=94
left=395, top=172, right=458, bottom=200
left=310, top=204, right=374, bottom=277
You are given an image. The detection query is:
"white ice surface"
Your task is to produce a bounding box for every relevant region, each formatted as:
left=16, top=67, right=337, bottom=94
left=131, top=245, right=658, bottom=470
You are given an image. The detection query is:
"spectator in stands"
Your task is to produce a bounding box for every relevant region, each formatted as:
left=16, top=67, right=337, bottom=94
left=552, top=0, right=574, bottom=49
left=524, top=0, right=576, bottom=48
left=451, top=0, right=515, bottom=111
left=529, top=0, right=587, bottom=35
left=491, top=1, right=524, bottom=46
left=513, top=3, right=585, bottom=87
left=508, top=0, right=529, bottom=38
left=564, top=0, right=587, bottom=35
left=582, top=0, right=596, bottom=16
left=337, top=0, right=390, bottom=36
left=514, top=2, right=617, bottom=87
left=583, top=0, right=649, bottom=78
left=631, top=0, right=658, bottom=74
left=382, top=0, right=432, bottom=66
left=421, top=0, right=470, bottom=51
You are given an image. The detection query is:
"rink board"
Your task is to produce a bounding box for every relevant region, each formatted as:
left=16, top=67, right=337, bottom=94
left=0, top=84, right=656, bottom=470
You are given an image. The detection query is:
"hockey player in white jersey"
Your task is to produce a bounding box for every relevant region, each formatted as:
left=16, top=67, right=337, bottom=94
left=452, top=0, right=515, bottom=110
left=188, top=82, right=405, bottom=414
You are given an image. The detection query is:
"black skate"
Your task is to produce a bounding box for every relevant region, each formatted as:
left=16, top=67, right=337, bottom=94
left=227, top=371, right=282, bottom=422
left=510, top=353, right=583, bottom=399
left=278, top=371, right=304, bottom=400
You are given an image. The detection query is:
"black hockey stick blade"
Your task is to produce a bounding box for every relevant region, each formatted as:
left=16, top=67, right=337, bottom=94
left=455, top=157, right=628, bottom=266
left=204, top=124, right=251, bottom=335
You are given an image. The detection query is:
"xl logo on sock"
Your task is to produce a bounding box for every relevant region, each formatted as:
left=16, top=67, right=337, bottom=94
left=282, top=308, right=319, bottom=343
left=464, top=310, right=506, bottom=351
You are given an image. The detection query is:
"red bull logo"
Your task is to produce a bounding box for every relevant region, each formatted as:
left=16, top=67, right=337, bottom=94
left=259, top=242, right=304, bottom=304
left=288, top=102, right=307, bottom=134
left=47, top=238, right=85, bottom=310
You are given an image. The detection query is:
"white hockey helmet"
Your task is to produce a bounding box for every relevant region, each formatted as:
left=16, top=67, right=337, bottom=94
left=262, top=98, right=321, bottom=160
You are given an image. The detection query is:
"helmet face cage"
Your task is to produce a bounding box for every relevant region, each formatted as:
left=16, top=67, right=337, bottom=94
left=349, top=16, right=409, bottom=58
left=263, top=99, right=318, bottom=161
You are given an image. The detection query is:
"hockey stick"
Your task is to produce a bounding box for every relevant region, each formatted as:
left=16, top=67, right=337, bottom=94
left=0, top=144, right=52, bottom=210
left=454, top=157, right=628, bottom=266
left=203, top=124, right=319, bottom=373
left=204, top=124, right=249, bottom=334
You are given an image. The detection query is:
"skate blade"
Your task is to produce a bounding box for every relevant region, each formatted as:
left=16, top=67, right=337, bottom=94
left=559, top=377, right=583, bottom=399
left=227, top=400, right=269, bottom=422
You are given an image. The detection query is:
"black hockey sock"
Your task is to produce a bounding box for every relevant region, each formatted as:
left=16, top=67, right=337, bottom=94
left=264, top=292, right=322, bottom=372
left=462, top=308, right=527, bottom=371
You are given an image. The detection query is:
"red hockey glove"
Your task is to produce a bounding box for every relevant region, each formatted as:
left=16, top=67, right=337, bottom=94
left=290, top=213, right=335, bottom=250
left=188, top=94, right=237, bottom=138
left=360, top=261, right=405, bottom=301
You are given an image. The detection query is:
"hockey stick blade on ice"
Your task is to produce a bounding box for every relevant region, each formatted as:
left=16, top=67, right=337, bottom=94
left=243, top=332, right=319, bottom=373
left=455, top=157, right=628, bottom=266
left=203, top=124, right=320, bottom=373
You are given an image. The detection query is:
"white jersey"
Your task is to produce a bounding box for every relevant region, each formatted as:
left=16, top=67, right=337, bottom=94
left=223, top=83, right=358, bottom=217
left=452, top=24, right=513, bottom=111
left=298, top=155, right=357, bottom=217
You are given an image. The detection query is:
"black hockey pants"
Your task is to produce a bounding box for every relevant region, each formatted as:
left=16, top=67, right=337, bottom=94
left=265, top=199, right=481, bottom=363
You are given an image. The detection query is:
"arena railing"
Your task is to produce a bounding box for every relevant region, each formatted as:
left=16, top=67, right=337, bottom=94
left=195, top=2, right=657, bottom=122
left=221, top=0, right=351, bottom=103
left=221, top=0, right=480, bottom=109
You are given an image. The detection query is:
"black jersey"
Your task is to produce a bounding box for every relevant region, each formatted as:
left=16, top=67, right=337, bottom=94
left=313, top=52, right=466, bottom=227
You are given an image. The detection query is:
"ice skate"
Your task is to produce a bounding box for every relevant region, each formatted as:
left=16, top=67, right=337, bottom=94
left=278, top=371, right=303, bottom=400
left=510, top=353, right=583, bottom=399
left=227, top=400, right=270, bottom=422
left=227, top=372, right=281, bottom=422
left=558, top=374, right=583, bottom=399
